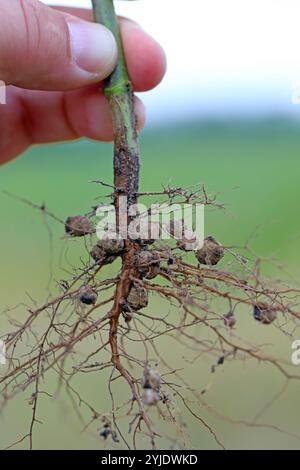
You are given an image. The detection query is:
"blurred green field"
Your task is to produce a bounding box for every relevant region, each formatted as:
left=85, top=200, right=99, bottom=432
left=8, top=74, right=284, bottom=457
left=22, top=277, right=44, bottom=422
left=1, top=119, right=300, bottom=449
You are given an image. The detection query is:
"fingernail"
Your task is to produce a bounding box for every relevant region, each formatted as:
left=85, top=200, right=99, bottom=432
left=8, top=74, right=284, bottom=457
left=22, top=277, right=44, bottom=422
left=68, top=21, right=117, bottom=77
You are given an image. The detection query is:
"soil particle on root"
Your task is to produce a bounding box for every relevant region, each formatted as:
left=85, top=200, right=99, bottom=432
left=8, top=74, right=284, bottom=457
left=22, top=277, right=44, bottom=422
left=78, top=285, right=98, bottom=305
left=224, top=312, right=236, bottom=328
left=65, top=216, right=92, bottom=237
left=253, top=302, right=277, bottom=325
left=90, top=236, right=124, bottom=265
left=123, top=285, right=149, bottom=312
left=90, top=243, right=116, bottom=265
left=96, top=236, right=125, bottom=255
left=195, top=236, right=224, bottom=265
left=134, top=249, right=161, bottom=279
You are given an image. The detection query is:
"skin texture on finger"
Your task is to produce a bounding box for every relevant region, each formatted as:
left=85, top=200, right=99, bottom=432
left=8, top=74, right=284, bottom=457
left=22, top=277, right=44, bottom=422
left=0, top=85, right=145, bottom=165
left=54, top=7, right=167, bottom=92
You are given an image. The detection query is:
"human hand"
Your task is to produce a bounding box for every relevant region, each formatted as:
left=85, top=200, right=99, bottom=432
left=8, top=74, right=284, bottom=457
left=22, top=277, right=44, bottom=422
left=0, top=0, right=166, bottom=164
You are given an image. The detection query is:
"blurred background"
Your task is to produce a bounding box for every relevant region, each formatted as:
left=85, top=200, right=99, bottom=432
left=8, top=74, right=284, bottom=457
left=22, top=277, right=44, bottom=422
left=1, top=0, right=300, bottom=450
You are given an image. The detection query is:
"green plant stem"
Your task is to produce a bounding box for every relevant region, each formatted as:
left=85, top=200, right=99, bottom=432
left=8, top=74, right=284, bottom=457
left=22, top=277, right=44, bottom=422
left=91, top=0, right=140, bottom=212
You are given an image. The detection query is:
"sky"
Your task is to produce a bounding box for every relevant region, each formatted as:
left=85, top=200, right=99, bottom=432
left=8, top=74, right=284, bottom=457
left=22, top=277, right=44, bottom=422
left=44, top=0, right=300, bottom=124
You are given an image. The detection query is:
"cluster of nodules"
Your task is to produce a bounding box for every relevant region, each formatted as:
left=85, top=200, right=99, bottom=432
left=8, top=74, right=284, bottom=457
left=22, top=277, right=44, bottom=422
left=64, top=215, right=123, bottom=265
left=76, top=245, right=160, bottom=316
left=65, top=215, right=226, bottom=267
left=77, top=283, right=150, bottom=316
left=65, top=217, right=277, bottom=328
left=66, top=216, right=226, bottom=326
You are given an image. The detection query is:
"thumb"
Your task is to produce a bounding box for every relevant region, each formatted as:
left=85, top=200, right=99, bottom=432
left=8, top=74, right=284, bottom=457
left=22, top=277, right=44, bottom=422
left=0, top=0, right=118, bottom=91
